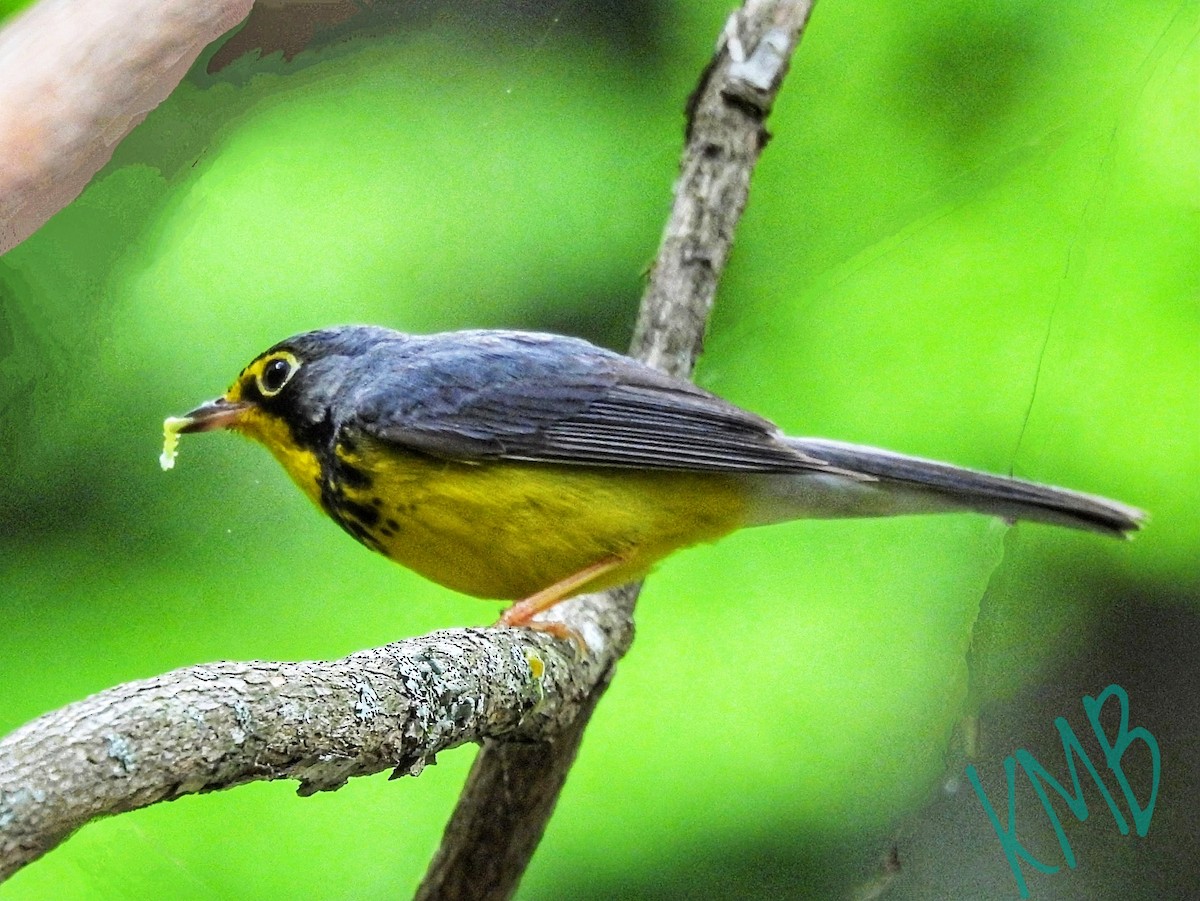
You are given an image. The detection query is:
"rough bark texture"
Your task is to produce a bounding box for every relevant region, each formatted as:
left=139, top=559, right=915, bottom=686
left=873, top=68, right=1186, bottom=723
left=417, top=3, right=816, bottom=898
left=0, top=0, right=817, bottom=893
left=0, top=595, right=632, bottom=881
left=414, top=605, right=627, bottom=901
left=631, top=0, right=815, bottom=377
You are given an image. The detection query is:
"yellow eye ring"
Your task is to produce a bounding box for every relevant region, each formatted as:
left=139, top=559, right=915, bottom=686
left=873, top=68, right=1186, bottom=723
left=256, top=353, right=300, bottom=397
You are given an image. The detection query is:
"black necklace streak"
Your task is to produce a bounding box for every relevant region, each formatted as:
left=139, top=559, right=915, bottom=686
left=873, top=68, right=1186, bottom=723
left=270, top=399, right=387, bottom=554
left=317, top=432, right=386, bottom=553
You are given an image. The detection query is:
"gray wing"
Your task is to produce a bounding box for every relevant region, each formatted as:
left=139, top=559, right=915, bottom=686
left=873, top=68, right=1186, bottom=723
left=343, top=330, right=832, bottom=474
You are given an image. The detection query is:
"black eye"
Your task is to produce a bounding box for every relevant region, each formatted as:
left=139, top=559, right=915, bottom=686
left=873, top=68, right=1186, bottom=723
left=256, top=355, right=298, bottom=397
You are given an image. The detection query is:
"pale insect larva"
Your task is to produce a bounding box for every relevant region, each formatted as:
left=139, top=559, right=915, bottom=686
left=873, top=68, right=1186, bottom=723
left=160, top=416, right=191, bottom=470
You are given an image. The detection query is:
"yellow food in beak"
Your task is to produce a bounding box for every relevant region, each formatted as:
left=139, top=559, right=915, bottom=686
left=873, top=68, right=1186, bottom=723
left=159, top=417, right=190, bottom=470
left=160, top=397, right=250, bottom=470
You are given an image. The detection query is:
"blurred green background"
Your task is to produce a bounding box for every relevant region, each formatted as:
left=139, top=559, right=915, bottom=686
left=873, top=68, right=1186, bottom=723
left=1, top=0, right=1197, bottom=898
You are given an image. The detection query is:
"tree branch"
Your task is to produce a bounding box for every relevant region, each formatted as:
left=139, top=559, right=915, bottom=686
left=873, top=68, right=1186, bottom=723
left=0, top=0, right=817, bottom=892
left=631, top=0, right=815, bottom=377
left=417, top=2, right=815, bottom=898
left=0, top=594, right=631, bottom=881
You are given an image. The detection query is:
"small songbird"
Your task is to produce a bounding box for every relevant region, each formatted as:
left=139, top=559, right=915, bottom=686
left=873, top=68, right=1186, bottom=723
left=164, top=325, right=1143, bottom=639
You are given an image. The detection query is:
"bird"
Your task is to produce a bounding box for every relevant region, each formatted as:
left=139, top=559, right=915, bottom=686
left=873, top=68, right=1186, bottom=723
left=163, top=325, right=1144, bottom=640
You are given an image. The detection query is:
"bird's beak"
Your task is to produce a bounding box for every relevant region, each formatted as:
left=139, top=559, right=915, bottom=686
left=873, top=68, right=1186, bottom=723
left=176, top=396, right=250, bottom=433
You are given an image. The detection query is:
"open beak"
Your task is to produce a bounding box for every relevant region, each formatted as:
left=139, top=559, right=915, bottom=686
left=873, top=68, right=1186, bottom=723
left=176, top=396, right=250, bottom=433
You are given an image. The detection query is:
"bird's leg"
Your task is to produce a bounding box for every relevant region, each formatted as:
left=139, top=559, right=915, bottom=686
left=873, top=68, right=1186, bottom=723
left=497, top=555, right=628, bottom=647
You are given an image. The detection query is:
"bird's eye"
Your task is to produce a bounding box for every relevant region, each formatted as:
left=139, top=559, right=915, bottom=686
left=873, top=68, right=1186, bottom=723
left=256, top=355, right=298, bottom=397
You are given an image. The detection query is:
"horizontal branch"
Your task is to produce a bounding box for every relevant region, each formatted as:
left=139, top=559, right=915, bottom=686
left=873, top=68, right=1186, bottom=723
left=0, top=590, right=635, bottom=880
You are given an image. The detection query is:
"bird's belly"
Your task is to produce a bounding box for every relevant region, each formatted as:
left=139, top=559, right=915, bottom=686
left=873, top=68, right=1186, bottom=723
left=324, top=444, right=749, bottom=600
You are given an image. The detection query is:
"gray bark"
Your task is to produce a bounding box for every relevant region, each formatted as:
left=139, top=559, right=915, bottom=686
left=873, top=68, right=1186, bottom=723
left=0, top=595, right=631, bottom=881
left=418, top=2, right=816, bottom=898
left=0, top=0, right=817, bottom=893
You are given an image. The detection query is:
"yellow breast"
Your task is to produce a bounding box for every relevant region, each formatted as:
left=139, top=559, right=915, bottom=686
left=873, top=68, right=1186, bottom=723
left=328, top=438, right=749, bottom=600
left=233, top=406, right=750, bottom=600
left=233, top=406, right=326, bottom=507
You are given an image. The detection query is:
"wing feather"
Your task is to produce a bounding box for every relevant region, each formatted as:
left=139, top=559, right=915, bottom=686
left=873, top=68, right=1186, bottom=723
left=345, top=331, right=833, bottom=474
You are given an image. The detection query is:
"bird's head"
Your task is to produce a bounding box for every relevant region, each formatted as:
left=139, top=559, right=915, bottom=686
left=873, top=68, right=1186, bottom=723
left=163, top=325, right=404, bottom=469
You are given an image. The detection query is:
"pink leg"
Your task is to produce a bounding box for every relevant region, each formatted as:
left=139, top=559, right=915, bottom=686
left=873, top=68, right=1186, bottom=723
left=497, top=556, right=628, bottom=646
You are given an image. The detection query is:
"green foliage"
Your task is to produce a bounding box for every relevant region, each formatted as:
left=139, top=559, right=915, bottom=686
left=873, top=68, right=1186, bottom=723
left=1, top=0, right=1195, bottom=897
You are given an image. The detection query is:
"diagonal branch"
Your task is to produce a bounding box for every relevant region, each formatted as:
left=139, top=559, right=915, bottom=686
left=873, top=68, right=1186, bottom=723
left=632, top=0, right=815, bottom=377
left=417, top=2, right=816, bottom=899
left=0, top=0, right=817, bottom=892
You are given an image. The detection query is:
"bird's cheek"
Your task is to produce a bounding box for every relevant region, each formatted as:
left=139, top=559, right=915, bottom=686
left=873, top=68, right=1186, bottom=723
left=228, top=407, right=274, bottom=443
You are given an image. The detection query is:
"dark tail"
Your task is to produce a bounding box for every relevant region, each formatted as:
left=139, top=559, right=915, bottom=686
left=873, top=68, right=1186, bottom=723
left=776, top=438, right=1144, bottom=538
